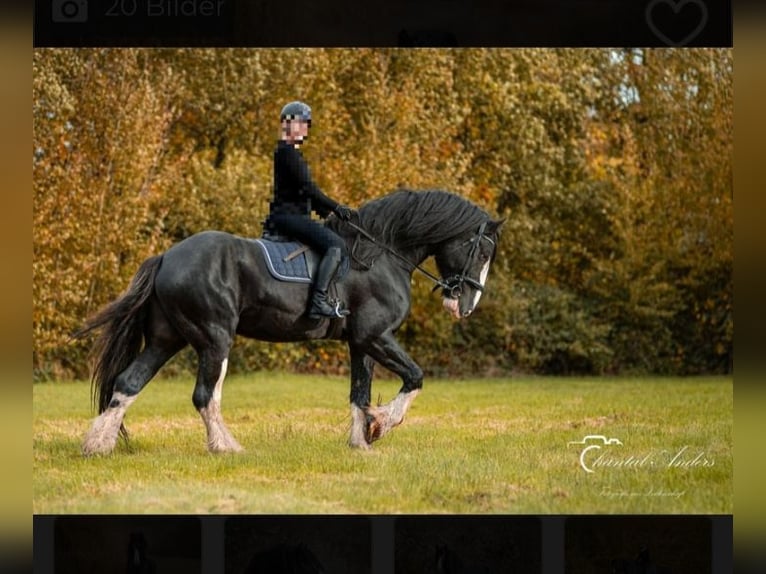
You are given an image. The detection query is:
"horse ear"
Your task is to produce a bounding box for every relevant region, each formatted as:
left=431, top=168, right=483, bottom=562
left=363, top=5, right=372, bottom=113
left=488, top=218, right=506, bottom=234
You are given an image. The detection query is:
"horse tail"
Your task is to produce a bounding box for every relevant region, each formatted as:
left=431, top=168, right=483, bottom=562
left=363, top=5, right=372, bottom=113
left=73, top=255, right=163, bottom=428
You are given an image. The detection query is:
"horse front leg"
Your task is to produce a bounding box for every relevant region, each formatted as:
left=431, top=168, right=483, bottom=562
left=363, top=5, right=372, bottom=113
left=362, top=331, right=423, bottom=444
left=193, top=347, right=243, bottom=454
left=348, top=344, right=375, bottom=450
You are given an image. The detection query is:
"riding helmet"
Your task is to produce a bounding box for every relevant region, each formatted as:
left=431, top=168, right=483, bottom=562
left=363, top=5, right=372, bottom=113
left=280, top=101, right=312, bottom=123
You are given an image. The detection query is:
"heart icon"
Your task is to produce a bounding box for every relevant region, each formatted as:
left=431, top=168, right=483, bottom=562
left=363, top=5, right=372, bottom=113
left=645, top=0, right=709, bottom=47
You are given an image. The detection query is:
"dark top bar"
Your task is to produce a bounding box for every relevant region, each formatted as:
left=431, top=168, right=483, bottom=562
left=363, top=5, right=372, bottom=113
left=35, top=0, right=731, bottom=48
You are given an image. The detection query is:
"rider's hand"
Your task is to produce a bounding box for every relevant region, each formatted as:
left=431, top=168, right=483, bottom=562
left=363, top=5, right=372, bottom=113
left=334, top=204, right=354, bottom=221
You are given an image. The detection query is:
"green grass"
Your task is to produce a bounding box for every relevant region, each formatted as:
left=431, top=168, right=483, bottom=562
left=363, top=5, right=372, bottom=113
left=33, top=374, right=732, bottom=514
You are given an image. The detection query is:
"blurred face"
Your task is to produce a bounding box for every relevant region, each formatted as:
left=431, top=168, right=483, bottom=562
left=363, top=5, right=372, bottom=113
left=281, top=118, right=310, bottom=146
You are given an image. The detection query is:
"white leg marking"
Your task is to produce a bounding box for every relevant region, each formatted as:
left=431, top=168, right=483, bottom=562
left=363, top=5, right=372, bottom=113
left=349, top=403, right=370, bottom=449
left=199, top=359, right=243, bottom=453
left=368, top=389, right=420, bottom=441
left=388, top=389, right=419, bottom=426
left=82, top=392, right=137, bottom=456
left=212, top=358, right=227, bottom=404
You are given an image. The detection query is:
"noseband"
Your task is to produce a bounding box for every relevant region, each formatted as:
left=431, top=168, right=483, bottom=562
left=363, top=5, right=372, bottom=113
left=434, top=220, right=495, bottom=299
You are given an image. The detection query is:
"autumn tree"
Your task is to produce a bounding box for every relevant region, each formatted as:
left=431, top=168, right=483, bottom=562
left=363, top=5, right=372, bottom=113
left=32, top=48, right=733, bottom=379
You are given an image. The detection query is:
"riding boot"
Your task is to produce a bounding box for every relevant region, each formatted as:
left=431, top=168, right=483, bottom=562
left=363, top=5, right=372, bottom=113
left=307, top=247, right=350, bottom=319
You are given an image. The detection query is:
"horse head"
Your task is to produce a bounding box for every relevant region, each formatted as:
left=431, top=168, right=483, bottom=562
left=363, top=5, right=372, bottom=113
left=434, top=218, right=505, bottom=319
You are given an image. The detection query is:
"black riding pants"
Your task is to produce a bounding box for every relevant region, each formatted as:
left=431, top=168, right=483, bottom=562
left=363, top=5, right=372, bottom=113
left=268, top=213, right=347, bottom=257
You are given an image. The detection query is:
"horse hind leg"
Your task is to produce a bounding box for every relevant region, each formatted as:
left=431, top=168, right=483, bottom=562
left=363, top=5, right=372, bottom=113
left=193, top=349, right=243, bottom=453
left=82, top=343, right=178, bottom=456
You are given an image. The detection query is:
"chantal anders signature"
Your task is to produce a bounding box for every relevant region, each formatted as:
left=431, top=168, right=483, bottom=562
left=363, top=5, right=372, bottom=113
left=567, top=435, right=715, bottom=474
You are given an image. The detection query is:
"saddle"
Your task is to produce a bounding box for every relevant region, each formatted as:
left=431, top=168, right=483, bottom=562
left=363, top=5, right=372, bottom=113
left=253, top=233, right=349, bottom=284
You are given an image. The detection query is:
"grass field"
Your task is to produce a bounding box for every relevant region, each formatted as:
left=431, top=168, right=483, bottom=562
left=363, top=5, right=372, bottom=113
left=33, top=374, right=732, bottom=514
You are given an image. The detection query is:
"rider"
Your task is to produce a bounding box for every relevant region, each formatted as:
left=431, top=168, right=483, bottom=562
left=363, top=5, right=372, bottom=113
left=263, top=101, right=354, bottom=319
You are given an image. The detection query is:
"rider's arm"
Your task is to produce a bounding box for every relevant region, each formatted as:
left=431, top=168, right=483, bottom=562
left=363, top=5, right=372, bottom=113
left=281, top=145, right=339, bottom=218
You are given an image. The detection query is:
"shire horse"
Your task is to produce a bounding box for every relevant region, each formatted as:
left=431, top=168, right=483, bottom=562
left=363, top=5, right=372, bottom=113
left=77, top=190, right=503, bottom=455
left=611, top=546, right=672, bottom=574
left=242, top=543, right=325, bottom=574
left=125, top=532, right=156, bottom=574
left=435, top=544, right=490, bottom=574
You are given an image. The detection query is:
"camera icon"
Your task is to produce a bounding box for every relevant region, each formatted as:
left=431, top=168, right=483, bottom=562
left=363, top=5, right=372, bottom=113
left=52, top=0, right=88, bottom=23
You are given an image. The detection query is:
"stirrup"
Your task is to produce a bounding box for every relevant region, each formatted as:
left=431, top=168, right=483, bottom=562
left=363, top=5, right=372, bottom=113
left=307, top=298, right=349, bottom=319
left=332, top=300, right=350, bottom=318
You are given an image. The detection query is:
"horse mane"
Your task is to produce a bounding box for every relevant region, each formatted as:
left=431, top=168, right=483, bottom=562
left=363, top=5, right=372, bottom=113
left=328, top=189, right=489, bottom=267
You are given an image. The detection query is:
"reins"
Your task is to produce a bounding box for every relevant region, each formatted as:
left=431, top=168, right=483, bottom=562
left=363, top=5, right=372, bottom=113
left=345, top=220, right=451, bottom=290
left=345, top=219, right=493, bottom=298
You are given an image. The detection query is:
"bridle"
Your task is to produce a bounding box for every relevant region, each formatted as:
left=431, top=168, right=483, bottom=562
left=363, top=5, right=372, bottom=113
left=437, top=219, right=495, bottom=299
left=346, top=219, right=495, bottom=299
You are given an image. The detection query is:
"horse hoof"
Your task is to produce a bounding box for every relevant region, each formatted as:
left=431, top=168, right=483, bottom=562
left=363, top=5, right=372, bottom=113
left=366, top=421, right=383, bottom=443
left=81, top=445, right=113, bottom=457
left=81, top=435, right=117, bottom=457
left=208, top=442, right=245, bottom=454
left=363, top=408, right=386, bottom=443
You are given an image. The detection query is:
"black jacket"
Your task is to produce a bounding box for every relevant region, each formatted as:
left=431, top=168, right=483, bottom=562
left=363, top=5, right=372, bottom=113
left=270, top=140, right=338, bottom=218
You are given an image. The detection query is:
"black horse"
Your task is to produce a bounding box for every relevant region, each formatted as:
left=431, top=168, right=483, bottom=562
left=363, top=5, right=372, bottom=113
left=435, top=544, right=489, bottom=574
left=125, top=532, right=156, bottom=574
left=611, top=546, right=672, bottom=574
left=242, top=543, right=325, bottom=574
left=77, top=190, right=503, bottom=455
